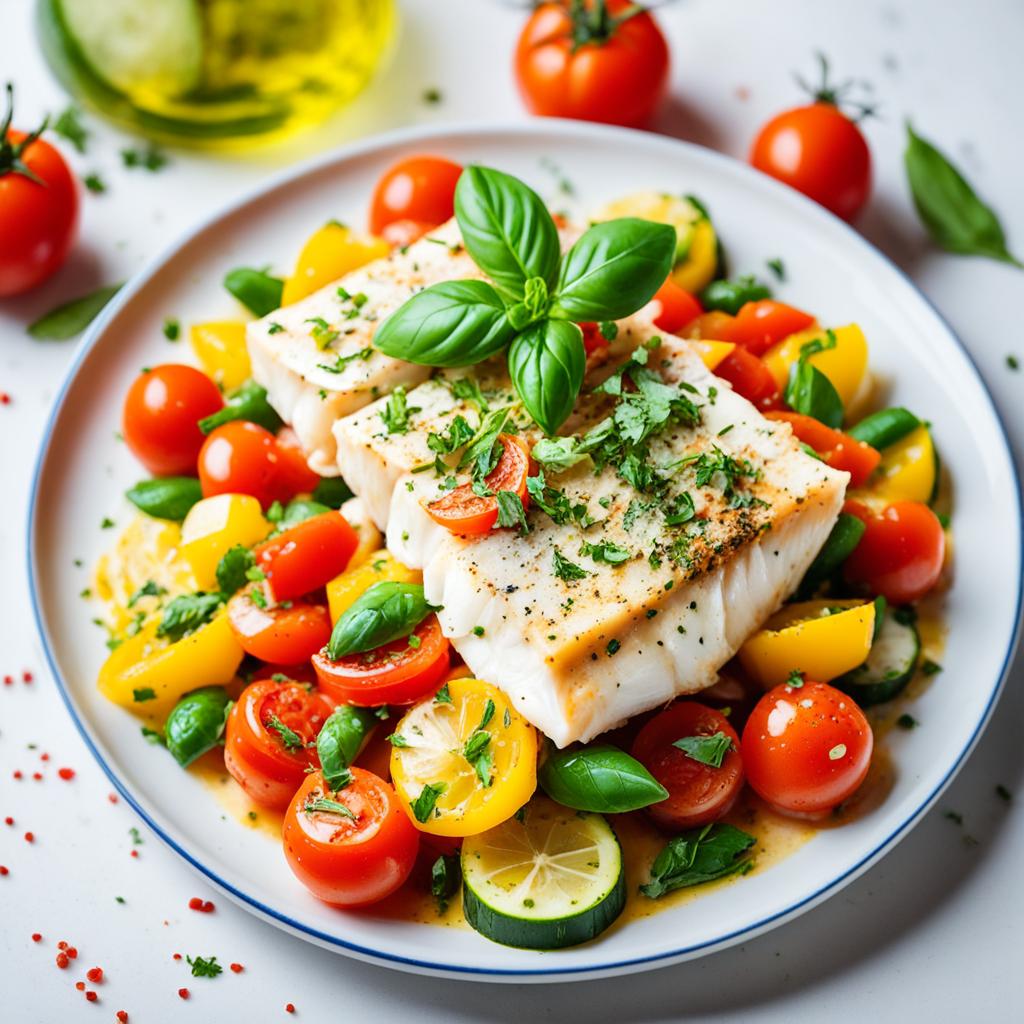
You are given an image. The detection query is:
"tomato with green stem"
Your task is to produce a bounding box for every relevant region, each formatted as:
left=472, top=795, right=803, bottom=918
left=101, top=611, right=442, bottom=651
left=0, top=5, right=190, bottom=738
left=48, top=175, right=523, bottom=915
left=0, top=85, right=78, bottom=296
left=750, top=54, right=873, bottom=221
left=514, top=0, right=670, bottom=128
left=369, top=155, right=463, bottom=245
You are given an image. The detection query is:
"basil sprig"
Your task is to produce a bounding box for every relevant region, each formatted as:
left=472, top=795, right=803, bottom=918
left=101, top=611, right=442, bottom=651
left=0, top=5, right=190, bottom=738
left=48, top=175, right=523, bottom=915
left=125, top=476, right=202, bottom=521
left=326, top=581, right=437, bottom=660
left=905, top=123, right=1022, bottom=268
left=538, top=743, right=668, bottom=813
left=640, top=823, right=756, bottom=899
left=375, top=166, right=675, bottom=434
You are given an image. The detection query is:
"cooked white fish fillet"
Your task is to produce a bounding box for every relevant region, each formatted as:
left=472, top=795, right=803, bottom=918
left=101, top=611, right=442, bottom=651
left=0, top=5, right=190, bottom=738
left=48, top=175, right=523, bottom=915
left=375, top=336, right=847, bottom=746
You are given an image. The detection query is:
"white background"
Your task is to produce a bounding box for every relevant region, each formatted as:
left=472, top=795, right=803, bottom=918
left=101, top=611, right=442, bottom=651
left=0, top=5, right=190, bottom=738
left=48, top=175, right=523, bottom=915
left=2, top=0, right=1023, bottom=1020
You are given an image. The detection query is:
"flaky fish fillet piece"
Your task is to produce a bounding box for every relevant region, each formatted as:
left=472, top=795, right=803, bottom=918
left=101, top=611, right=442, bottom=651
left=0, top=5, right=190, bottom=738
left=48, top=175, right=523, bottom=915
left=377, top=337, right=847, bottom=746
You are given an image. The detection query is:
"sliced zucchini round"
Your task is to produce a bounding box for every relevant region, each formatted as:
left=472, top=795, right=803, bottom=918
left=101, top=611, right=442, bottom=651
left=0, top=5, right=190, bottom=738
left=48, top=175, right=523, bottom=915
left=836, top=608, right=919, bottom=706
left=461, top=797, right=625, bottom=950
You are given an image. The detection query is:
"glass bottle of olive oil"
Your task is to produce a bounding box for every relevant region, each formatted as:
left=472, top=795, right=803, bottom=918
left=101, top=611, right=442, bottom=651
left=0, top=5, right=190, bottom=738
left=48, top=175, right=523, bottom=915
left=37, top=0, right=396, bottom=149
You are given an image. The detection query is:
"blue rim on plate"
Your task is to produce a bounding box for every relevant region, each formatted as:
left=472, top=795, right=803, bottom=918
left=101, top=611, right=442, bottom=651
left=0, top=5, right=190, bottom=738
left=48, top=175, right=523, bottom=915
left=26, top=119, right=1024, bottom=980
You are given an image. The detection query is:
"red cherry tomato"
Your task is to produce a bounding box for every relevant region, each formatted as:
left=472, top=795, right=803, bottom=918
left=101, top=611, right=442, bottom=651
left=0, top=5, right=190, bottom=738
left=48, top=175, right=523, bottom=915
left=425, top=434, right=534, bottom=535
left=0, top=88, right=79, bottom=296
left=224, top=678, right=335, bottom=810
left=741, top=681, right=873, bottom=817
left=631, top=702, right=744, bottom=831
left=254, top=512, right=359, bottom=602
left=766, top=411, right=880, bottom=487
left=122, top=364, right=224, bottom=476
left=682, top=310, right=738, bottom=343
left=369, top=156, right=462, bottom=240
left=843, top=500, right=945, bottom=604
left=729, top=300, right=815, bottom=355
left=313, top=614, right=451, bottom=707
left=714, top=346, right=782, bottom=411
left=274, top=426, right=321, bottom=497
left=514, top=0, right=670, bottom=127
left=283, top=768, right=420, bottom=907
left=651, top=278, right=703, bottom=335
left=579, top=322, right=610, bottom=358
left=226, top=587, right=333, bottom=664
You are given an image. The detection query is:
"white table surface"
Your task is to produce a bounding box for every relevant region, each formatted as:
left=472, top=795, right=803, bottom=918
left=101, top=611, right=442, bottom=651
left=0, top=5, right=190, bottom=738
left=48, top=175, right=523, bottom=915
left=2, top=0, right=1023, bottom=1019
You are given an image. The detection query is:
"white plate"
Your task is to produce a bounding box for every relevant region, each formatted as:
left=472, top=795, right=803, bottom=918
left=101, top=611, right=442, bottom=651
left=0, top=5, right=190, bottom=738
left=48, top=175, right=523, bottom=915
left=27, top=120, right=1022, bottom=982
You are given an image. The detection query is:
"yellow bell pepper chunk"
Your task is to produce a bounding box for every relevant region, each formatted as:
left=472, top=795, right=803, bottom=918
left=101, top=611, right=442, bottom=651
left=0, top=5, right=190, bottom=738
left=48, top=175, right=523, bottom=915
left=763, top=323, right=869, bottom=412
left=869, top=424, right=937, bottom=504
left=180, top=494, right=270, bottom=590
left=738, top=599, right=876, bottom=689
left=671, top=218, right=719, bottom=294
left=281, top=223, right=389, bottom=306
left=190, top=321, right=251, bottom=391
left=98, top=614, right=244, bottom=721
left=327, top=549, right=421, bottom=624
left=688, top=339, right=736, bottom=371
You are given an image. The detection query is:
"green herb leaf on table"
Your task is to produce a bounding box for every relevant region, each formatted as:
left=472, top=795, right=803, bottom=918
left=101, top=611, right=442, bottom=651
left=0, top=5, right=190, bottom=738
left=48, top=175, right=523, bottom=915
left=673, top=731, right=734, bottom=768
left=52, top=105, right=88, bottom=153
left=223, top=267, right=284, bottom=317
left=28, top=283, right=123, bottom=340
left=539, top=743, right=669, bottom=813
left=640, top=823, right=756, bottom=899
left=186, top=955, right=223, bottom=978
left=327, top=582, right=437, bottom=660
left=125, top=476, right=202, bottom=522
left=905, top=122, right=1022, bottom=267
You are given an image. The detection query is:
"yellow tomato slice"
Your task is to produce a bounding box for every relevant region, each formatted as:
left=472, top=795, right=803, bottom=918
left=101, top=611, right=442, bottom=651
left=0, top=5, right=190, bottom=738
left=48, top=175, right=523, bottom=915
left=763, top=323, right=869, bottom=411
left=326, top=549, right=421, bottom=624
left=869, top=424, right=937, bottom=504
left=190, top=321, right=250, bottom=391
left=390, top=678, right=538, bottom=837
left=738, top=599, right=876, bottom=689
left=281, top=223, right=389, bottom=306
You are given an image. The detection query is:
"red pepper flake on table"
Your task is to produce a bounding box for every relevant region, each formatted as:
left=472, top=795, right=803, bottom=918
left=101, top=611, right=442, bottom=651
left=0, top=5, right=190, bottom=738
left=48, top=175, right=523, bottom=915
left=4, top=816, right=12, bottom=825
left=23, top=670, right=33, bottom=683
left=230, top=962, right=244, bottom=973
left=188, top=896, right=215, bottom=913
left=24, top=831, right=34, bottom=842
left=58, top=767, right=76, bottom=780
left=117, top=1012, right=129, bottom=1023
left=0, top=865, right=8, bottom=876
left=178, top=988, right=190, bottom=1000
left=86, top=966, right=104, bottom=983
left=32, top=933, right=42, bottom=942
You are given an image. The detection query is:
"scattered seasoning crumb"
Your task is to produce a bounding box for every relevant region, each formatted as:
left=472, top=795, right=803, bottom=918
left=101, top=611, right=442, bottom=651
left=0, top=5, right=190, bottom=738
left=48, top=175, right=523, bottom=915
left=32, top=933, right=42, bottom=942
left=230, top=963, right=244, bottom=973
left=83, top=172, right=106, bottom=194
left=115, top=896, right=125, bottom=904
left=108, top=793, right=119, bottom=804
left=67, top=947, right=78, bottom=959
left=896, top=713, right=918, bottom=730
left=58, top=767, right=75, bottom=780
left=24, top=831, right=34, bottom=843
left=58, top=941, right=68, bottom=950
left=129, top=827, right=143, bottom=845
left=32, top=772, right=43, bottom=780
left=13, top=771, right=23, bottom=780
left=0, top=865, right=8, bottom=876
left=996, top=784, right=1012, bottom=802
left=178, top=988, right=190, bottom=1000
left=944, top=809, right=963, bottom=825
left=188, top=897, right=215, bottom=913
left=85, top=991, right=98, bottom=1003
left=23, top=670, right=33, bottom=683
left=130, top=850, right=138, bottom=858
left=4, top=816, right=12, bottom=825
left=76, top=982, right=85, bottom=991
left=40, top=752, right=50, bottom=761
left=117, top=1012, right=129, bottom=1023
left=86, top=967, right=104, bottom=983
left=0, top=392, right=11, bottom=405
left=1007, top=355, right=1020, bottom=371
left=56, top=952, right=70, bottom=969
left=422, top=87, right=442, bottom=105
left=3, top=675, right=11, bottom=685
left=285, top=1004, right=295, bottom=1014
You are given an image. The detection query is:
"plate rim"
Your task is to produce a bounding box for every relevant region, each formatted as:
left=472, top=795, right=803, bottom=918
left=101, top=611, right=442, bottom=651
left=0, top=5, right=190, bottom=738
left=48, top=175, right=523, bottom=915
left=26, top=117, right=1024, bottom=981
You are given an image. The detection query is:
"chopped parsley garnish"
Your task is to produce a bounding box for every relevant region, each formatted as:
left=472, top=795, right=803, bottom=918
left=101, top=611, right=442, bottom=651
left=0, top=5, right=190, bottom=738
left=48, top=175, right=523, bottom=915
left=162, top=317, right=180, bottom=341
left=412, top=781, right=446, bottom=823
left=267, top=322, right=284, bottom=335
left=386, top=733, right=409, bottom=747
left=495, top=490, right=529, bottom=532
left=450, top=376, right=490, bottom=413
left=606, top=638, right=621, bottom=656
left=304, top=796, right=355, bottom=819
left=129, top=827, right=144, bottom=845
left=526, top=471, right=593, bottom=527
left=83, top=173, right=106, bottom=194
left=673, top=731, right=734, bottom=768
left=156, top=592, right=223, bottom=642
left=430, top=854, right=460, bottom=914
left=121, top=144, right=167, bottom=172
left=127, top=579, right=165, bottom=607
left=580, top=539, right=631, bottom=565
left=896, top=713, right=918, bottom=730
left=186, top=955, right=223, bottom=978
left=53, top=106, right=89, bottom=152
left=996, top=784, right=1012, bottom=803
left=380, top=385, right=418, bottom=435
left=215, top=544, right=255, bottom=596
left=552, top=547, right=588, bottom=582
left=132, top=687, right=156, bottom=703
left=663, top=491, right=696, bottom=527
left=434, top=683, right=452, bottom=705
left=265, top=714, right=304, bottom=752
left=1008, top=355, right=1020, bottom=371
left=766, top=257, right=786, bottom=280
left=921, top=658, right=943, bottom=676
left=640, top=823, right=755, bottom=899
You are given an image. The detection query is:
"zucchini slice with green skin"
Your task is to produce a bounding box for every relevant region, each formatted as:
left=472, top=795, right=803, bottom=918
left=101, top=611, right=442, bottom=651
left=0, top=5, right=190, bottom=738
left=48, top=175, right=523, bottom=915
left=461, top=798, right=625, bottom=950
left=836, top=608, right=919, bottom=706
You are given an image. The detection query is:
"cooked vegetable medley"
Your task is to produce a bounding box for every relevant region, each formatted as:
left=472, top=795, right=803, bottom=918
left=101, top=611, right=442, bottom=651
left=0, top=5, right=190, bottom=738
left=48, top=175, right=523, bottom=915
left=92, top=157, right=949, bottom=949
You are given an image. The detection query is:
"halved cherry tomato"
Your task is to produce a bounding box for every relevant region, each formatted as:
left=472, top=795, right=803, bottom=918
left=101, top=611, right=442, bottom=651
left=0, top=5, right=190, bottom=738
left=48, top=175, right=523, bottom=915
left=283, top=768, right=420, bottom=906
left=682, top=310, right=738, bottom=342
left=714, top=346, right=782, bottom=410
left=729, top=301, right=815, bottom=356
left=122, top=364, right=223, bottom=476
left=843, top=499, right=945, bottom=605
left=766, top=411, right=880, bottom=487
left=226, top=587, right=332, bottom=664
left=514, top=0, right=670, bottom=127
left=741, top=681, right=873, bottom=817
left=631, top=702, right=744, bottom=831
left=274, top=426, right=320, bottom=497
left=313, top=614, right=450, bottom=707
left=224, top=678, right=335, bottom=810
left=254, top=512, right=359, bottom=602
left=424, top=434, right=534, bottom=535
left=651, top=277, right=703, bottom=335
left=368, top=156, right=462, bottom=241
left=579, top=322, right=610, bottom=358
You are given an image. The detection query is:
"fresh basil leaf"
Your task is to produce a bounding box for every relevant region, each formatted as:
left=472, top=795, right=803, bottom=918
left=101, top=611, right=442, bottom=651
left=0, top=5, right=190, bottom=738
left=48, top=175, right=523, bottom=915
left=28, top=283, right=123, bottom=340
left=215, top=544, right=255, bottom=596
left=327, top=581, right=436, bottom=659
left=457, top=406, right=511, bottom=472
left=784, top=360, right=844, bottom=429
left=412, top=781, right=446, bottom=823
left=312, top=476, right=354, bottom=509
left=317, top=706, right=376, bottom=791
left=374, top=280, right=515, bottom=367
left=223, top=267, right=283, bottom=316
left=905, top=123, right=1022, bottom=267
left=278, top=498, right=331, bottom=529
left=156, top=592, right=223, bottom=642
left=672, top=731, right=734, bottom=768
left=550, top=218, right=676, bottom=322
left=580, top=539, right=631, bottom=565
left=531, top=436, right=588, bottom=472
left=431, top=854, right=461, bottom=914
left=165, top=687, right=233, bottom=768
left=495, top=490, right=528, bottom=532
left=125, top=476, right=202, bottom=522
left=640, top=823, right=756, bottom=899
left=698, top=275, right=771, bottom=316
left=198, top=379, right=283, bottom=434
left=538, top=743, right=669, bottom=813
left=508, top=319, right=585, bottom=435
left=454, top=165, right=561, bottom=299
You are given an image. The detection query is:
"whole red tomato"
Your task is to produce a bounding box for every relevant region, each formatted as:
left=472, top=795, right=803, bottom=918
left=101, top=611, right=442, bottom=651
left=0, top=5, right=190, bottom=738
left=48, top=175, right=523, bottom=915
left=515, top=0, right=670, bottom=127
left=750, top=55, right=872, bottom=221
left=0, top=85, right=78, bottom=296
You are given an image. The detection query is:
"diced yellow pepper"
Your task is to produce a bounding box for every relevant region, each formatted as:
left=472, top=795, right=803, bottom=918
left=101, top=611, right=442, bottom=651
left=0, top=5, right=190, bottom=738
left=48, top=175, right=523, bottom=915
left=671, top=218, right=719, bottom=294
left=281, top=223, right=389, bottom=306
left=868, top=424, right=937, bottom=504
left=738, top=599, right=876, bottom=689
left=688, top=339, right=736, bottom=371
left=763, top=323, right=869, bottom=412
left=98, top=614, right=244, bottom=721
left=180, top=494, right=270, bottom=589
left=190, top=321, right=251, bottom=391
left=327, top=549, right=421, bottom=624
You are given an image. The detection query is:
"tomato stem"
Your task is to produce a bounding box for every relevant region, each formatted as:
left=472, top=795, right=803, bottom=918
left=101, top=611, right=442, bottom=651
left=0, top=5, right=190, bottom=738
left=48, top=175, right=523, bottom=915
left=795, top=52, right=878, bottom=123
left=566, top=0, right=648, bottom=53
left=0, top=83, right=49, bottom=185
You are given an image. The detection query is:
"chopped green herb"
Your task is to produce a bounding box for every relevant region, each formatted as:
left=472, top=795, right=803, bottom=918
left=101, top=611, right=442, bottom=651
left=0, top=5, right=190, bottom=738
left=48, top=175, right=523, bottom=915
left=132, top=687, right=157, bottom=703
left=266, top=714, right=304, bottom=752
left=412, top=782, right=446, bottom=823
left=186, top=955, right=223, bottom=979
left=553, top=547, right=588, bottom=582
left=896, top=713, right=918, bottom=730
left=641, top=823, right=755, bottom=899
left=434, top=683, right=452, bottom=705
left=157, top=593, right=223, bottom=642
left=580, top=539, right=631, bottom=565
left=380, top=385, right=419, bottom=435
left=52, top=105, right=88, bottom=152
left=83, top=172, right=106, bottom=194
left=495, top=490, right=529, bottom=532
left=673, top=731, right=734, bottom=768
left=162, top=317, right=180, bottom=341
left=121, top=144, right=168, bottom=172
left=304, top=796, right=355, bottom=819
